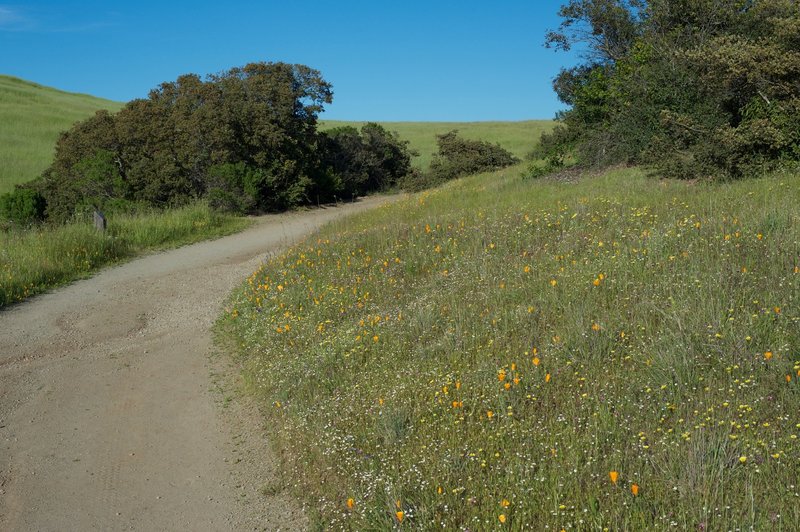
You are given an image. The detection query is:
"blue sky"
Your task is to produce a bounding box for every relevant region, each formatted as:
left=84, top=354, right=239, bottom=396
left=0, top=1, right=577, bottom=121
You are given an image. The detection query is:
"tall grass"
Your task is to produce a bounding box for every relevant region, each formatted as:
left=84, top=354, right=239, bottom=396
left=0, top=75, right=122, bottom=194
left=320, top=120, right=554, bottom=170
left=222, top=165, right=800, bottom=530
left=0, top=203, right=248, bottom=307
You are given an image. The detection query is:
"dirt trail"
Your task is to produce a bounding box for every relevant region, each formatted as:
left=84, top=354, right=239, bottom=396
left=0, top=197, right=389, bottom=531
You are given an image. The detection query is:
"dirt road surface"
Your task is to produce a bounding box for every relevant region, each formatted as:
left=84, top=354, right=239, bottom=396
left=0, top=197, right=389, bottom=531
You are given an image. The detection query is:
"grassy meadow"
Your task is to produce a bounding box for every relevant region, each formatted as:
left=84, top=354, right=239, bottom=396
left=222, top=164, right=800, bottom=530
left=320, top=120, right=553, bottom=170
left=0, top=204, right=249, bottom=307
left=0, top=75, right=123, bottom=194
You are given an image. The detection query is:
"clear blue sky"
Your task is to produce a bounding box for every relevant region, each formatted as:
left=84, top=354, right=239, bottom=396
left=0, top=1, right=577, bottom=121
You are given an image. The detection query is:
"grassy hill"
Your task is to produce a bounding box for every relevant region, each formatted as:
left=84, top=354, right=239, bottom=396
left=0, top=75, right=123, bottom=194
left=223, top=164, right=800, bottom=529
left=320, top=120, right=553, bottom=170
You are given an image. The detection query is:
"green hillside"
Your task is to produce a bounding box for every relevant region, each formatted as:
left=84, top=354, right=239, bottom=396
left=0, top=75, right=123, bottom=194
left=320, top=120, right=553, bottom=170
left=224, top=164, right=800, bottom=529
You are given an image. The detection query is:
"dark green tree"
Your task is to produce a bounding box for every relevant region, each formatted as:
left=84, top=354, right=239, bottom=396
left=544, top=0, right=800, bottom=179
left=319, top=123, right=415, bottom=197
left=39, top=62, right=334, bottom=221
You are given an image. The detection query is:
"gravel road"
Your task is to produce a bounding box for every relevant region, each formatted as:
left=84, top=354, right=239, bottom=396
left=0, top=197, right=389, bottom=531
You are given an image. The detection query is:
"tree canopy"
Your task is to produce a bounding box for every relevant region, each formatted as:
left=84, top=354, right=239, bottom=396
left=30, top=62, right=413, bottom=222
left=543, top=0, right=800, bottom=179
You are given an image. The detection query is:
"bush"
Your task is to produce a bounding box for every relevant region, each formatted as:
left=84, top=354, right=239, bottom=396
left=429, top=131, right=520, bottom=183
left=396, top=168, right=440, bottom=192
left=0, top=187, right=46, bottom=226
left=319, top=123, right=415, bottom=197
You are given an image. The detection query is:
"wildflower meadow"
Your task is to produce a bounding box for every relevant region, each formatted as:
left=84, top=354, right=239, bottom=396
left=222, top=165, right=799, bottom=530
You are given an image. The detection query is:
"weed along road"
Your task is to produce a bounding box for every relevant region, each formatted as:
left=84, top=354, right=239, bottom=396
left=0, top=196, right=390, bottom=531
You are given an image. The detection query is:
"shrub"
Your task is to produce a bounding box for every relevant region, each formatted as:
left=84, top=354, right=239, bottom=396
left=319, top=123, right=415, bottom=198
left=0, top=187, right=47, bottom=226
left=396, top=168, right=439, bottom=192
left=429, top=131, right=520, bottom=183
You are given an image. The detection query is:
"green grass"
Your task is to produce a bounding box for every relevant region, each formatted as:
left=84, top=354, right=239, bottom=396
left=0, top=75, right=123, bottom=194
left=320, top=120, right=554, bottom=170
left=0, top=203, right=249, bottom=307
left=221, top=165, right=800, bottom=530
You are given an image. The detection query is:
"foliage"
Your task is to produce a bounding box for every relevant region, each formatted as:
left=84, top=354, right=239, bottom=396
left=0, top=187, right=46, bottom=226
left=319, top=123, right=416, bottom=198
left=205, top=162, right=260, bottom=215
left=320, top=120, right=555, bottom=171
left=429, top=130, right=520, bottom=183
left=34, top=64, right=428, bottom=220
left=37, top=62, right=335, bottom=222
left=222, top=164, right=800, bottom=529
left=396, top=168, right=440, bottom=192
left=545, top=0, right=800, bottom=179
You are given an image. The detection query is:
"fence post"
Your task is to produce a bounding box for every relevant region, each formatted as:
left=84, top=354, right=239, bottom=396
left=93, top=209, right=107, bottom=232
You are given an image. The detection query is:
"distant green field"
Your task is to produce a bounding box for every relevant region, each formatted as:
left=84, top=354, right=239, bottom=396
left=0, top=75, right=123, bottom=194
left=320, top=120, right=554, bottom=170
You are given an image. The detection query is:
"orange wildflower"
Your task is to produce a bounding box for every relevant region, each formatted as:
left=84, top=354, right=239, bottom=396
left=764, top=351, right=773, bottom=360
left=609, top=471, right=619, bottom=484
left=545, top=373, right=551, bottom=383
left=631, top=484, right=639, bottom=496
left=347, top=498, right=355, bottom=509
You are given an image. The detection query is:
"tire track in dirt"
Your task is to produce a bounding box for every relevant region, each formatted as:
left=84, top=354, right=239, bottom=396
left=0, top=197, right=391, bottom=531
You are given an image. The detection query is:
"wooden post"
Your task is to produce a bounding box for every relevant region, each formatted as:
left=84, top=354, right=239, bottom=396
left=93, top=209, right=107, bottom=232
